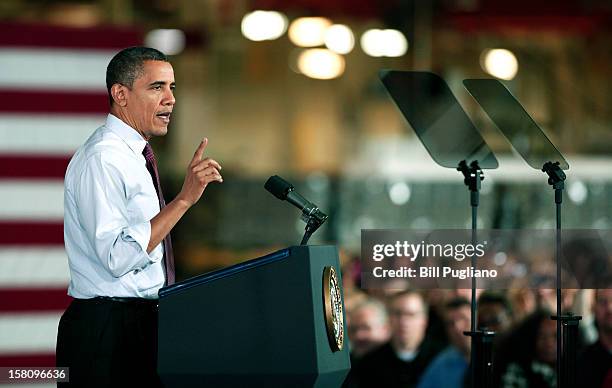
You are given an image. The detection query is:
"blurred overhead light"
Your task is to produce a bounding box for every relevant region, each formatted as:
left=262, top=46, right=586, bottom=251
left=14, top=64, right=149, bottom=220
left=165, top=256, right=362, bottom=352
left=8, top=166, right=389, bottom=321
left=388, top=181, right=411, bottom=205
left=324, top=24, right=354, bottom=54
left=288, top=17, right=332, bottom=47
left=297, top=49, right=345, bottom=80
left=145, top=29, right=186, bottom=56
left=481, top=48, right=518, bottom=80
left=360, top=29, right=408, bottom=57
left=494, top=252, right=507, bottom=266
left=241, top=10, right=288, bottom=41
left=568, top=180, right=588, bottom=205
left=360, top=29, right=383, bottom=57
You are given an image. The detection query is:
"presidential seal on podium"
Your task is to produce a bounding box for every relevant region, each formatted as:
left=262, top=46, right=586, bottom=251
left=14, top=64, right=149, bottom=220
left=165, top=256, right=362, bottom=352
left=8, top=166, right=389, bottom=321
left=323, top=266, right=344, bottom=352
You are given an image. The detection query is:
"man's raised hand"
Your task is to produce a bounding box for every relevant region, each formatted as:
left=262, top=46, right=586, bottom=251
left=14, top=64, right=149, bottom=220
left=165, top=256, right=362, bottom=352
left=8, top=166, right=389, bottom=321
left=177, top=138, right=222, bottom=206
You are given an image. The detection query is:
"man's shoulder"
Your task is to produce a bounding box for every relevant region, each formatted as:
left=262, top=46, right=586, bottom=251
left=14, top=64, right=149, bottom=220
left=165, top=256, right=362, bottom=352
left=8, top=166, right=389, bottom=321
left=66, top=126, right=137, bottom=180
left=427, top=346, right=465, bottom=368
left=86, top=125, right=134, bottom=154
left=417, top=347, right=467, bottom=388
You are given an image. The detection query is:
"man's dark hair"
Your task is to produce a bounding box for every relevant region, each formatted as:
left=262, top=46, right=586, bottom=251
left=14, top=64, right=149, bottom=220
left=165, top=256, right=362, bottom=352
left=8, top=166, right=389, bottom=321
left=445, top=297, right=470, bottom=311
left=106, top=46, right=168, bottom=105
left=478, top=292, right=513, bottom=316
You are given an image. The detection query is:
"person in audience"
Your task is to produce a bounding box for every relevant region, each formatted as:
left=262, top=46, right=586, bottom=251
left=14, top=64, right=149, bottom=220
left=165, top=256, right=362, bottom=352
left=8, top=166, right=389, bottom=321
left=477, top=292, right=513, bottom=334
left=422, top=290, right=450, bottom=351
left=347, top=297, right=391, bottom=359
left=353, top=290, right=443, bottom=388
left=496, top=310, right=557, bottom=388
left=417, top=298, right=471, bottom=388
left=343, top=297, right=391, bottom=387
left=577, top=287, right=612, bottom=388
left=508, top=288, right=537, bottom=323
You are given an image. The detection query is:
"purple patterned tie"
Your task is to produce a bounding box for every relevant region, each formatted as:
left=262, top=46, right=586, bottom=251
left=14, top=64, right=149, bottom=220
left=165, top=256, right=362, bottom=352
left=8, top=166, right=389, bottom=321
left=142, top=143, right=175, bottom=285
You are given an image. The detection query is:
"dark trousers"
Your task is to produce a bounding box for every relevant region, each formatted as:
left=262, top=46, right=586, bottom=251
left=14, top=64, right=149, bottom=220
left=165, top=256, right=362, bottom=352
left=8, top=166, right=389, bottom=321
left=56, top=298, right=162, bottom=387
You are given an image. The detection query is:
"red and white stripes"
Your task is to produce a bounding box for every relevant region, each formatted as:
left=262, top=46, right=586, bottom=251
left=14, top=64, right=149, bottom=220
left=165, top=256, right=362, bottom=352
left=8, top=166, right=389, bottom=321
left=0, top=22, right=140, bottom=370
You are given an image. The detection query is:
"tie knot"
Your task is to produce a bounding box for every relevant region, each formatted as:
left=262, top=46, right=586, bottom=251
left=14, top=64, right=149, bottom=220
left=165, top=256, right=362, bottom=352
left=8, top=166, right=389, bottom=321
left=143, top=143, right=155, bottom=163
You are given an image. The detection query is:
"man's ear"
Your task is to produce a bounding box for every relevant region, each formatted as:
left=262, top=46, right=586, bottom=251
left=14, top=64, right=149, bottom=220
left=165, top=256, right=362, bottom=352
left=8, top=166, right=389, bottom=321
left=110, top=84, right=128, bottom=107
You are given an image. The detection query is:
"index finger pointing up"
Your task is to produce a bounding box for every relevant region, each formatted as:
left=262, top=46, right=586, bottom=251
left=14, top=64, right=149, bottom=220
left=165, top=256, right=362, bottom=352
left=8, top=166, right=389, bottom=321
left=191, top=138, right=208, bottom=166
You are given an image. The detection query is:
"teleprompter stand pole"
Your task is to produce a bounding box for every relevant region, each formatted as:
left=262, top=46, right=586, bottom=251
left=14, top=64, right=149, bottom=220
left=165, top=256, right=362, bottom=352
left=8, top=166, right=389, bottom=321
left=457, top=160, right=495, bottom=388
left=542, top=161, right=581, bottom=388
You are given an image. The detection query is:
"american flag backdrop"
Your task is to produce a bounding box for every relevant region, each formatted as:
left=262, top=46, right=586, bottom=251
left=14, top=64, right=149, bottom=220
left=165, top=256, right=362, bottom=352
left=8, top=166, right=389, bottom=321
left=0, top=22, right=140, bottom=379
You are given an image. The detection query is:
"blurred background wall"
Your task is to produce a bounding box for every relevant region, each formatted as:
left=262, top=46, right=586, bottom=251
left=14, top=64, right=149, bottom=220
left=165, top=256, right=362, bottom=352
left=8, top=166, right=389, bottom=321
left=0, top=0, right=610, bottom=379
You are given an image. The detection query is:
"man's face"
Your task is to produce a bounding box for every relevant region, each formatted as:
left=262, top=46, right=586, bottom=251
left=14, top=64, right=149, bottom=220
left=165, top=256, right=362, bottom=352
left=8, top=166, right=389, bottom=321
left=388, top=294, right=428, bottom=350
left=348, top=306, right=390, bottom=357
left=446, top=306, right=471, bottom=355
left=594, top=288, right=612, bottom=334
left=477, top=303, right=511, bottom=333
left=124, top=60, right=175, bottom=140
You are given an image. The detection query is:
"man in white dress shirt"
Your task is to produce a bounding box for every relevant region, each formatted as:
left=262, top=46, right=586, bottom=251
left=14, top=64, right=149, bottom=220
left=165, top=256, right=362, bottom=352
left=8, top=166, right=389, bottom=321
left=56, top=46, right=222, bottom=386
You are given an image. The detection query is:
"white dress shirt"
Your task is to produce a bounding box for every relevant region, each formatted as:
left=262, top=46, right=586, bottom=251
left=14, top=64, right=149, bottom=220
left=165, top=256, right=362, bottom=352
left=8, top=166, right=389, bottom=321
left=64, top=114, right=165, bottom=299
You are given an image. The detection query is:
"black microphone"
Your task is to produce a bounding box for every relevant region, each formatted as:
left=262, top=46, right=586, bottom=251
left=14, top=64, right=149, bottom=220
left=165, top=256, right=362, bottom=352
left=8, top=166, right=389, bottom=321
left=264, top=175, right=328, bottom=225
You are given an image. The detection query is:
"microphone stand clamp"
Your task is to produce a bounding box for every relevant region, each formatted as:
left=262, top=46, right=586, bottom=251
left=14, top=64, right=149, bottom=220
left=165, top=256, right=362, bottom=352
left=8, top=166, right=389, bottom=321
left=300, top=208, right=328, bottom=246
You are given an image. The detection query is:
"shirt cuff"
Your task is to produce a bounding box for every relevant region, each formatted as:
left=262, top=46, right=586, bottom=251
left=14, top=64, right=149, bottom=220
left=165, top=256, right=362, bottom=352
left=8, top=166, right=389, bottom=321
left=122, top=221, right=162, bottom=263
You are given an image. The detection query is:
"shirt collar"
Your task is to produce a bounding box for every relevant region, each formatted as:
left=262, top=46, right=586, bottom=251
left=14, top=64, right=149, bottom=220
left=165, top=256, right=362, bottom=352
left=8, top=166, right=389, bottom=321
left=105, top=114, right=148, bottom=155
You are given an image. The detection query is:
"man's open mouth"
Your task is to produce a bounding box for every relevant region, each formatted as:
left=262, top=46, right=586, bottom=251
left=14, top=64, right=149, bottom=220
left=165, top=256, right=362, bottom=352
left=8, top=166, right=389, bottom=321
left=156, top=112, right=171, bottom=124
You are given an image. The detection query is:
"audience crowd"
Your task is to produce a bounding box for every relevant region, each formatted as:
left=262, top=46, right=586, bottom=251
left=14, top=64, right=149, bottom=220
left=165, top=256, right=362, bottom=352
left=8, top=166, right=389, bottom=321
left=341, top=267, right=612, bottom=388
